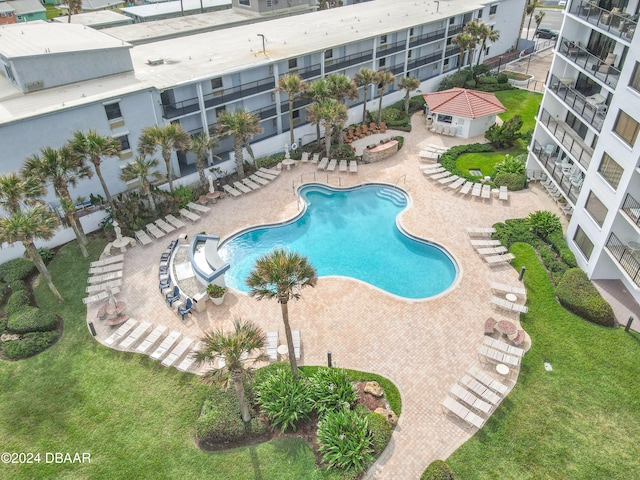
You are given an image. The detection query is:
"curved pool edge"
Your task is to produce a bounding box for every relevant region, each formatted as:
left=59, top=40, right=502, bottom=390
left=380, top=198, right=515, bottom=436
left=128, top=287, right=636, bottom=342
left=219, top=181, right=461, bottom=301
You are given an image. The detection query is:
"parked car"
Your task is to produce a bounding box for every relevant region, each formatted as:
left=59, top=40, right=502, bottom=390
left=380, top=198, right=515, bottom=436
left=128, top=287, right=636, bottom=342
left=558, top=1, right=567, bottom=6
left=535, top=28, right=559, bottom=39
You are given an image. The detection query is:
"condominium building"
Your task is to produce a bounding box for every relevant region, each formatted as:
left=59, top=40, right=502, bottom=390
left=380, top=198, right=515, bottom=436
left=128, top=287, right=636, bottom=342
left=527, top=0, right=640, bottom=304
left=0, top=0, right=523, bottom=207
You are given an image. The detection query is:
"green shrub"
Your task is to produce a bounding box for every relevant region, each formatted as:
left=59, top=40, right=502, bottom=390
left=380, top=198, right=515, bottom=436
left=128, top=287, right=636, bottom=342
left=195, top=386, right=265, bottom=443
left=308, top=368, right=357, bottom=418
left=172, top=185, right=194, bottom=208
left=256, top=154, right=285, bottom=169
left=493, top=218, right=540, bottom=248
left=256, top=367, right=312, bottom=432
left=496, top=73, right=509, bottom=84
left=7, top=307, right=57, bottom=334
left=409, top=95, right=426, bottom=112
left=330, top=144, right=355, bottom=159
left=493, top=173, right=526, bottom=191
left=438, top=70, right=472, bottom=90
left=317, top=409, right=373, bottom=472
left=547, top=230, right=578, bottom=267
left=1, top=331, right=59, bottom=360
left=367, top=413, right=392, bottom=457
left=477, top=76, right=498, bottom=85
left=527, top=210, right=562, bottom=238
left=380, top=107, right=405, bottom=123
left=0, top=258, right=36, bottom=283
left=395, top=136, right=405, bottom=150
left=464, top=80, right=477, bottom=88
left=485, top=115, right=523, bottom=148
left=421, top=459, right=456, bottom=480
left=555, top=268, right=616, bottom=327
left=4, top=289, right=31, bottom=317
left=494, top=154, right=526, bottom=175
left=37, top=247, right=55, bottom=263
left=475, top=83, right=515, bottom=92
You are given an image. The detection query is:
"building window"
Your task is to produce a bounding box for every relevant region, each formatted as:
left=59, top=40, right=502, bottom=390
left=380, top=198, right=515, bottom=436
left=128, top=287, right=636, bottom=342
left=4, top=65, right=15, bottom=82
left=585, top=191, right=608, bottom=227
left=380, top=35, right=387, bottom=44
left=408, top=49, right=413, bottom=59
left=379, top=58, right=386, bottom=67
left=288, top=58, right=297, bottom=69
left=238, top=0, right=249, bottom=5
left=211, top=77, right=222, bottom=89
left=573, top=226, right=594, bottom=260
left=324, top=49, right=333, bottom=59
left=115, top=135, right=130, bottom=151
left=489, top=4, right=497, bottom=14
left=104, top=103, right=122, bottom=121
left=614, top=110, right=640, bottom=146
left=409, top=27, right=414, bottom=37
left=449, top=17, right=455, bottom=25
left=266, top=0, right=272, bottom=6
left=597, top=153, right=624, bottom=189
left=478, top=9, right=483, bottom=18
left=292, top=110, right=300, bottom=119
left=437, top=114, right=453, bottom=123
left=629, top=62, right=640, bottom=92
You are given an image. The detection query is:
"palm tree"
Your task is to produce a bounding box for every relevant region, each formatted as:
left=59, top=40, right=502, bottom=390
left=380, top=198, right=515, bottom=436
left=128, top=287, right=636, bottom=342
left=398, top=76, right=421, bottom=116
left=467, top=21, right=500, bottom=66
left=120, top=156, right=162, bottom=212
left=0, top=173, right=45, bottom=215
left=23, top=146, right=93, bottom=258
left=195, top=319, right=266, bottom=423
left=67, top=0, right=82, bottom=23
left=354, top=68, right=377, bottom=125
left=526, top=0, right=541, bottom=41
left=189, top=132, right=219, bottom=188
left=306, top=98, right=348, bottom=159
left=246, top=248, right=317, bottom=380
left=374, top=69, right=396, bottom=125
left=69, top=130, right=121, bottom=212
left=326, top=73, right=359, bottom=104
left=138, top=123, right=190, bottom=194
left=216, top=109, right=263, bottom=180
left=307, top=79, right=331, bottom=147
left=0, top=204, right=62, bottom=302
left=277, top=73, right=309, bottom=146
left=452, top=32, right=477, bottom=72
left=534, top=10, right=546, bottom=40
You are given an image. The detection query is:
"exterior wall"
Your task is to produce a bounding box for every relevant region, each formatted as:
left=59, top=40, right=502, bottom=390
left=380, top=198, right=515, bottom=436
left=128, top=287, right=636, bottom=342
left=16, top=11, right=47, bottom=22
left=0, top=10, right=17, bottom=24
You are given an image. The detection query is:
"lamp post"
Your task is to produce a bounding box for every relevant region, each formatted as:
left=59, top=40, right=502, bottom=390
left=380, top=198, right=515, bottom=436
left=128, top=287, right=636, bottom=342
left=497, top=55, right=503, bottom=73
left=434, top=0, right=439, bottom=12
left=327, top=350, right=332, bottom=368
left=257, top=34, right=266, bottom=54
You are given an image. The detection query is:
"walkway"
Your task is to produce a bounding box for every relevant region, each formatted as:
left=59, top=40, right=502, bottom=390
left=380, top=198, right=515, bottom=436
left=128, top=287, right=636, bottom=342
left=87, top=113, right=557, bottom=479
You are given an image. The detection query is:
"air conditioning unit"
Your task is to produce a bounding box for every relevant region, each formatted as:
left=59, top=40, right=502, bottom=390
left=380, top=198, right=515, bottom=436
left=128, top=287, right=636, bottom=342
left=24, top=80, right=44, bottom=92
left=147, top=58, right=165, bottom=66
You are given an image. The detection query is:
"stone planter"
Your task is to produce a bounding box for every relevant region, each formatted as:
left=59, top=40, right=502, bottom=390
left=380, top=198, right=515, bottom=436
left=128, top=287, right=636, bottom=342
left=210, top=294, right=225, bottom=306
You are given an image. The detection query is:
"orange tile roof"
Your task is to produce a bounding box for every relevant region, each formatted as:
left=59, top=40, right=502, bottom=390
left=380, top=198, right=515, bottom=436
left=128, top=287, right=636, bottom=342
left=423, top=88, right=506, bottom=119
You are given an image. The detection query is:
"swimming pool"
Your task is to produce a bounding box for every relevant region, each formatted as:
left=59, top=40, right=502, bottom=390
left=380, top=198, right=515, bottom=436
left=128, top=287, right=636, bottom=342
left=218, top=184, right=458, bottom=299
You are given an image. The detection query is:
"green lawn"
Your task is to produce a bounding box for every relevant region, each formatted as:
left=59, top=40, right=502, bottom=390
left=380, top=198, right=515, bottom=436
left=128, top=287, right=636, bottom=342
left=0, top=239, right=346, bottom=480
left=447, top=243, right=640, bottom=479
left=494, top=90, right=543, bottom=132
left=455, top=148, right=526, bottom=178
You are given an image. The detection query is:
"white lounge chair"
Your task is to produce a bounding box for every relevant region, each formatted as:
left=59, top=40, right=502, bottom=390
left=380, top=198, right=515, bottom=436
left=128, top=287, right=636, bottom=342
left=254, top=170, right=276, bottom=181
left=449, top=383, right=493, bottom=414
left=86, top=279, right=122, bottom=293
left=430, top=171, right=451, bottom=180
left=470, top=239, right=501, bottom=247
left=478, top=345, right=521, bottom=367
left=119, top=321, right=153, bottom=349
left=165, top=214, right=185, bottom=230
left=242, top=178, right=261, bottom=190
left=265, top=331, right=278, bottom=361
left=233, top=181, right=252, bottom=194
left=467, top=227, right=497, bottom=236
left=162, top=337, right=194, bottom=367
left=349, top=160, right=358, bottom=173
left=187, top=202, right=211, bottom=213
left=459, top=374, right=502, bottom=405
left=179, top=208, right=201, bottom=222
left=90, top=254, right=124, bottom=268
left=490, top=282, right=526, bottom=296
left=223, top=184, right=242, bottom=197
left=339, top=160, right=348, bottom=172
left=155, top=218, right=175, bottom=234
left=311, top=153, right=320, bottom=164
left=499, top=185, right=508, bottom=201
left=471, top=183, right=482, bottom=197
left=176, top=342, right=203, bottom=372
left=459, top=181, right=473, bottom=195
left=83, top=287, right=120, bottom=305
left=146, top=223, right=166, bottom=239
left=136, top=325, right=168, bottom=354
left=439, top=174, right=459, bottom=185
left=104, top=318, right=138, bottom=346
left=441, top=396, right=486, bottom=429
left=490, top=295, right=528, bottom=313
left=301, top=152, right=309, bottom=163
left=484, top=253, right=516, bottom=265
left=327, top=159, right=338, bottom=171
left=87, top=270, right=123, bottom=284
left=249, top=174, right=270, bottom=186
left=150, top=330, right=183, bottom=361
left=483, top=336, right=525, bottom=358
left=448, top=177, right=466, bottom=190
left=291, top=329, right=301, bottom=360
left=317, top=157, right=329, bottom=170
left=88, top=263, right=123, bottom=275
left=481, top=184, right=491, bottom=199
left=476, top=246, right=508, bottom=255
left=467, top=366, right=509, bottom=396
left=258, top=167, right=281, bottom=176
left=421, top=166, right=445, bottom=175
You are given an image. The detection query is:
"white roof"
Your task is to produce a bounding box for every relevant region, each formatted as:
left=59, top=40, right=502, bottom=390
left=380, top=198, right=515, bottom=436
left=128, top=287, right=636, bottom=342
left=51, top=10, right=133, bottom=27
left=121, top=0, right=231, bottom=19
left=83, top=0, right=126, bottom=10
left=6, top=0, right=45, bottom=15
left=0, top=2, right=15, bottom=13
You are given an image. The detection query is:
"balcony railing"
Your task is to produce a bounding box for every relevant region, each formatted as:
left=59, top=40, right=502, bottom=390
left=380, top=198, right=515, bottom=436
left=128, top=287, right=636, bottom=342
left=409, top=28, right=446, bottom=47
left=606, top=232, right=640, bottom=287
left=289, top=63, right=322, bottom=80
left=377, top=40, right=406, bottom=57
left=202, top=77, right=275, bottom=109
left=447, top=25, right=464, bottom=36
left=252, top=104, right=278, bottom=120
left=280, top=97, right=312, bottom=113
left=557, top=38, right=621, bottom=88
left=570, top=0, right=637, bottom=42
left=325, top=50, right=373, bottom=73
left=390, top=64, right=405, bottom=75
left=407, top=52, right=442, bottom=70
left=621, top=193, right=640, bottom=227
left=162, top=96, right=199, bottom=119
left=548, top=74, right=607, bottom=131
left=539, top=109, right=593, bottom=170
left=444, top=46, right=461, bottom=58
left=531, top=140, right=582, bottom=204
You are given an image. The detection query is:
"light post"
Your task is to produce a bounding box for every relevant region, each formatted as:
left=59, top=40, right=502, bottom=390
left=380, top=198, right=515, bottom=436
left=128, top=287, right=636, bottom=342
left=497, top=55, right=503, bottom=73
left=257, top=34, right=266, bottom=54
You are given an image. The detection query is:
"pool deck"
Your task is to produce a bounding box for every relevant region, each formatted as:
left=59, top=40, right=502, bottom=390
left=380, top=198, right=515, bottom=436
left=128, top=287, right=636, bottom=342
left=87, top=113, right=562, bottom=479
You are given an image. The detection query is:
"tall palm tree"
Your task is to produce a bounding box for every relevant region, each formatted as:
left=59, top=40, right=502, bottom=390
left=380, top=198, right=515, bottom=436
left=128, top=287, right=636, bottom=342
left=0, top=173, right=45, bottom=215
left=120, top=156, right=162, bottom=212
left=306, top=98, right=348, bottom=159
left=354, top=68, right=377, bottom=125
left=277, top=73, right=309, bottom=146
left=23, top=146, right=93, bottom=258
left=526, top=0, right=541, bottom=41
left=246, top=248, right=317, bottom=380
left=534, top=10, right=546, bottom=40
left=216, top=109, right=263, bottom=180
left=138, top=123, right=190, bottom=194
left=326, top=73, right=359, bottom=104
left=398, top=76, right=421, bottom=116
left=69, top=130, right=121, bottom=212
left=307, top=79, right=331, bottom=147
left=374, top=69, right=396, bottom=125
left=189, top=132, right=219, bottom=188
left=467, top=21, right=500, bottom=66
left=452, top=32, right=477, bottom=72
left=194, top=319, right=266, bottom=423
left=0, top=204, right=62, bottom=302
left=67, top=0, right=82, bottom=23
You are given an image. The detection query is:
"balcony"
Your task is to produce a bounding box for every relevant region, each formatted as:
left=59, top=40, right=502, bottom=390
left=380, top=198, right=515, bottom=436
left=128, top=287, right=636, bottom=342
left=298, top=63, right=321, bottom=80
left=447, top=25, right=464, bottom=36
left=325, top=50, right=373, bottom=73
left=606, top=232, right=640, bottom=288
left=409, top=28, right=446, bottom=48
left=377, top=40, right=406, bottom=57
left=162, top=97, right=199, bottom=119
left=557, top=39, right=621, bottom=88
left=407, top=52, right=442, bottom=71
left=570, top=1, right=637, bottom=42
left=280, top=97, right=312, bottom=113
left=390, top=64, right=405, bottom=75
left=539, top=109, right=593, bottom=170
left=202, top=77, right=275, bottom=109
left=621, top=193, right=640, bottom=229
left=548, top=74, right=607, bottom=131
left=252, top=104, right=278, bottom=120
left=444, top=46, right=460, bottom=58
left=531, top=140, right=583, bottom=204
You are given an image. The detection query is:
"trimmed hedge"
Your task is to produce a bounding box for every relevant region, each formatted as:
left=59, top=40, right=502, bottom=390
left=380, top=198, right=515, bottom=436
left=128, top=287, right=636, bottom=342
left=2, top=331, right=58, bottom=360
left=4, top=289, right=31, bottom=317
left=494, top=173, right=526, bottom=191
left=7, top=307, right=57, bottom=334
left=547, top=230, right=578, bottom=268
left=367, top=413, right=392, bottom=457
left=555, top=268, right=616, bottom=327
left=439, top=143, right=494, bottom=182
left=421, top=459, right=456, bottom=479
left=0, top=258, right=36, bottom=283
left=195, top=385, right=265, bottom=443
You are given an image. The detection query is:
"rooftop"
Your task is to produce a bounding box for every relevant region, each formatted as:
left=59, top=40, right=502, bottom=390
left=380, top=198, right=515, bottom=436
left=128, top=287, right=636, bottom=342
left=5, top=0, right=45, bottom=15
left=120, top=0, right=231, bottom=19
left=51, top=10, right=133, bottom=27
left=423, top=88, right=507, bottom=119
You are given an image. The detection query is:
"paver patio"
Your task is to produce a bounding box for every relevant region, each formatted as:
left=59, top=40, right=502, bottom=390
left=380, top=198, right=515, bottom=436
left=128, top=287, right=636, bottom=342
left=87, top=113, right=560, bottom=479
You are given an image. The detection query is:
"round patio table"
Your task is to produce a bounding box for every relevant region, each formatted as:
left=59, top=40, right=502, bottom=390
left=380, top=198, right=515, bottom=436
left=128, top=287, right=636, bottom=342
left=496, top=364, right=510, bottom=377
left=282, top=159, right=296, bottom=170
left=496, top=320, right=517, bottom=337
left=505, top=293, right=518, bottom=303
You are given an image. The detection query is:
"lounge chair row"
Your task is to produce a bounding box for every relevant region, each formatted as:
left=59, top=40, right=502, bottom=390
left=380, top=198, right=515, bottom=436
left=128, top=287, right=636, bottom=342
left=490, top=295, right=528, bottom=313
left=316, top=157, right=358, bottom=173
left=264, top=329, right=301, bottom=360
left=90, top=254, right=124, bottom=268
left=430, top=124, right=456, bottom=136
left=134, top=214, right=187, bottom=246
left=222, top=167, right=281, bottom=198
left=483, top=336, right=525, bottom=357
left=478, top=344, right=521, bottom=368
left=418, top=144, right=448, bottom=162
left=83, top=286, right=121, bottom=304
left=467, top=227, right=496, bottom=237
left=490, top=282, right=526, bottom=296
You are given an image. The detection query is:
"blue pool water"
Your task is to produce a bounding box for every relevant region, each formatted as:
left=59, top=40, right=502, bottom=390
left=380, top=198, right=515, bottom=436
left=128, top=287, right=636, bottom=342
left=218, top=184, right=458, bottom=299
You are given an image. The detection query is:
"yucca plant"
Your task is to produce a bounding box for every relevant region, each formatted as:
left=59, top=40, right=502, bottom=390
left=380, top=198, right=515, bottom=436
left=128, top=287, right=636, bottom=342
left=256, top=367, right=312, bottom=432
left=308, top=368, right=357, bottom=419
left=527, top=210, right=562, bottom=239
left=317, top=409, right=373, bottom=472
left=494, top=153, right=526, bottom=176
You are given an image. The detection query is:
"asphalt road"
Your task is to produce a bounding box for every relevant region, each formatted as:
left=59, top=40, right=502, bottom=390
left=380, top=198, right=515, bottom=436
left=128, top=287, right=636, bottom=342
left=522, top=7, right=565, bottom=42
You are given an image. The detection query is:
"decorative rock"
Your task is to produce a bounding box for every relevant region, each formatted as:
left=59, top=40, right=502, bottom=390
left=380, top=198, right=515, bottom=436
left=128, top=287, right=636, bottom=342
left=364, top=381, right=384, bottom=397
left=1, top=333, right=20, bottom=342
left=374, top=407, right=398, bottom=427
